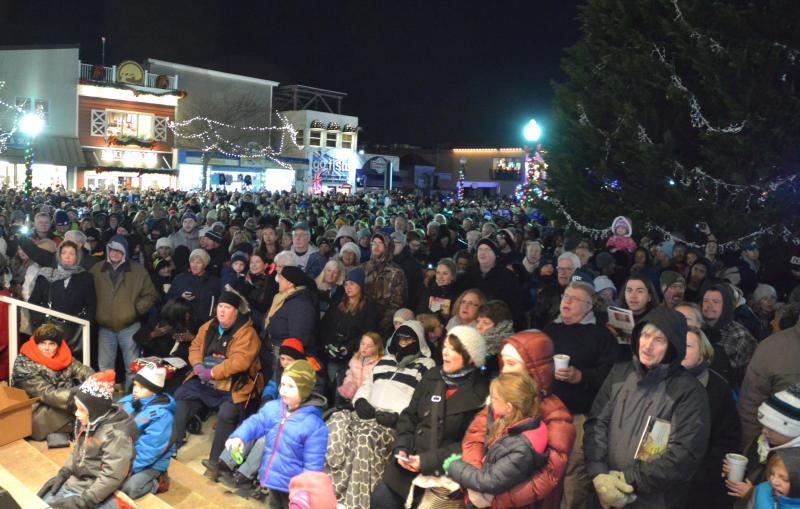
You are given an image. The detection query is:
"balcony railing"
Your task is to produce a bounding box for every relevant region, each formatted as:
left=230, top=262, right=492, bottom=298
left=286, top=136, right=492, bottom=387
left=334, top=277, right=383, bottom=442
left=79, top=62, right=180, bottom=91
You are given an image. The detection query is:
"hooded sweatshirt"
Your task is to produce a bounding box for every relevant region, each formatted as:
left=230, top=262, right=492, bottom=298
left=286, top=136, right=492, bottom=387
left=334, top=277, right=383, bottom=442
left=702, top=283, right=757, bottom=384
left=363, top=232, right=407, bottom=333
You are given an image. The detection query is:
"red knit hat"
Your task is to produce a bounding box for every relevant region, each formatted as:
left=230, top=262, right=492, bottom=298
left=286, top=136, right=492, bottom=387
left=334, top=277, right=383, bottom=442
left=279, top=338, right=305, bottom=360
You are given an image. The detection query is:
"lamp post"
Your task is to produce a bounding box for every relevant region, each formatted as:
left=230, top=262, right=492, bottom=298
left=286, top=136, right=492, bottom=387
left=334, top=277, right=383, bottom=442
left=19, top=112, right=44, bottom=197
left=516, top=118, right=547, bottom=205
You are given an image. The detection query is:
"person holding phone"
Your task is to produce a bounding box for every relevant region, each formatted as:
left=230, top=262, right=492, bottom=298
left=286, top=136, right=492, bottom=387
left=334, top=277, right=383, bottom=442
left=167, top=249, right=221, bottom=323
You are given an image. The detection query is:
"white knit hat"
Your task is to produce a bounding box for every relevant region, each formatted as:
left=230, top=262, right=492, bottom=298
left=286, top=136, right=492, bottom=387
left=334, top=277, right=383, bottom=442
left=134, top=364, right=166, bottom=394
left=155, top=237, right=172, bottom=250
left=448, top=325, right=487, bottom=368
left=753, top=283, right=777, bottom=303
left=758, top=384, right=800, bottom=438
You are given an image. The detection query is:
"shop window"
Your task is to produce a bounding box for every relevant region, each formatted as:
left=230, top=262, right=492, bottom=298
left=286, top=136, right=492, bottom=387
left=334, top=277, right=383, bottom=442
left=341, top=133, right=353, bottom=149
left=106, top=110, right=155, bottom=139
left=325, top=131, right=338, bottom=148
left=16, top=96, right=50, bottom=124
left=294, top=129, right=304, bottom=146
left=309, top=129, right=322, bottom=147
left=492, top=157, right=522, bottom=180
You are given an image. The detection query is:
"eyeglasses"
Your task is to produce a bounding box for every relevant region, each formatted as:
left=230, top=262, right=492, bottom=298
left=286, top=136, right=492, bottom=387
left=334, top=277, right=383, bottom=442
left=562, top=294, right=590, bottom=305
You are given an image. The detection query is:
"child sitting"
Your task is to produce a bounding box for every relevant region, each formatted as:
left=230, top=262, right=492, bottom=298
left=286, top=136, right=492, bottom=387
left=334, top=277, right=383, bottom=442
left=337, top=332, right=383, bottom=402
left=118, top=364, right=176, bottom=499
left=225, top=360, right=328, bottom=509
left=444, top=372, right=548, bottom=508
left=262, top=338, right=325, bottom=402
left=751, top=449, right=800, bottom=508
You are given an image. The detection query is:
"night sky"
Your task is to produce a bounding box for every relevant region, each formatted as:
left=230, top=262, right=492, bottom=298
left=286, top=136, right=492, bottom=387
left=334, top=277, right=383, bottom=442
left=1, top=0, right=582, bottom=147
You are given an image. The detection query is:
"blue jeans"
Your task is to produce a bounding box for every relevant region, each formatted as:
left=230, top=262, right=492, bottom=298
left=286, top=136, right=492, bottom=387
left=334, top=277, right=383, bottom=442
left=98, top=322, right=141, bottom=389
left=122, top=468, right=161, bottom=499
left=219, top=437, right=266, bottom=481
left=42, top=486, right=119, bottom=508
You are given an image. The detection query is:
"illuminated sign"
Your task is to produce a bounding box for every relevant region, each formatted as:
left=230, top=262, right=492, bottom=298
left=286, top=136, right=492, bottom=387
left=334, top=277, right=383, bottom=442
left=311, top=150, right=352, bottom=183
left=117, top=61, right=145, bottom=85
left=101, top=149, right=158, bottom=167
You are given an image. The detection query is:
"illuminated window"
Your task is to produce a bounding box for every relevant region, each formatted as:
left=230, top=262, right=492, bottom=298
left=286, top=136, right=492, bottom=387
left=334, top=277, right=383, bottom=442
left=309, top=129, right=322, bottom=147
left=106, top=110, right=155, bottom=139
left=16, top=97, right=50, bottom=124
left=325, top=131, right=338, bottom=148
left=341, top=133, right=353, bottom=149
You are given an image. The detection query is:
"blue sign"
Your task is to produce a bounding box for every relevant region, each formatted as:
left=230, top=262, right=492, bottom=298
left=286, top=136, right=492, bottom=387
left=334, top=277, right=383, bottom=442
left=311, top=150, right=351, bottom=183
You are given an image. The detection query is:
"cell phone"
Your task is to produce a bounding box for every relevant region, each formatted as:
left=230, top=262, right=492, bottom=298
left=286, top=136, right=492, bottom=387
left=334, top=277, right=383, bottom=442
left=395, top=454, right=410, bottom=462
left=426, top=263, right=434, bottom=269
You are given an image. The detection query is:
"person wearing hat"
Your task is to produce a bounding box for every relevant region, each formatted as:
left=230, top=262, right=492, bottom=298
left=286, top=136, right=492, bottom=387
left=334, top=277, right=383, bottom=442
left=168, top=211, right=200, bottom=252
left=701, top=283, right=758, bottom=386
left=167, top=248, right=221, bottom=324
left=391, top=230, right=424, bottom=309
left=90, top=235, right=158, bottom=390
left=225, top=359, right=328, bottom=508
left=660, top=270, right=686, bottom=310
left=221, top=250, right=250, bottom=289
left=38, top=370, right=138, bottom=509
left=200, top=228, right=230, bottom=278
left=290, top=221, right=326, bottom=279
left=584, top=308, right=711, bottom=509
left=752, top=283, right=780, bottom=341
left=53, top=209, right=73, bottom=241
left=363, top=232, right=407, bottom=336
left=173, top=287, right=262, bottom=479
left=118, top=364, right=176, bottom=499
left=11, top=322, right=94, bottom=441
left=736, top=240, right=761, bottom=297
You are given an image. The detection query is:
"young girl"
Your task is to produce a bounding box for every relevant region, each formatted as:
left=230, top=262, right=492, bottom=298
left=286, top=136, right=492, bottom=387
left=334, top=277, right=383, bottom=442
left=751, top=449, right=800, bottom=508
left=444, top=372, right=548, bottom=508
left=226, top=360, right=328, bottom=509
left=606, top=216, right=637, bottom=254
left=337, top=332, right=383, bottom=401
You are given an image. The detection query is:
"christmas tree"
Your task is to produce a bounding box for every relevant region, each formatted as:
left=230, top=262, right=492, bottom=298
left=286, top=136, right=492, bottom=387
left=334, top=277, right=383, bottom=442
left=547, top=0, right=800, bottom=239
left=515, top=145, right=548, bottom=206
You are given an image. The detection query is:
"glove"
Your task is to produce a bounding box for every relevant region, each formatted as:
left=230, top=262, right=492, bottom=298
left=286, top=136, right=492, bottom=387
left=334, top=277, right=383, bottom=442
left=375, top=411, right=399, bottom=428
left=193, top=364, right=213, bottom=382
left=37, top=474, right=66, bottom=498
left=51, top=496, right=88, bottom=509
left=592, top=471, right=635, bottom=509
left=442, top=453, right=462, bottom=475
left=354, top=398, right=376, bottom=419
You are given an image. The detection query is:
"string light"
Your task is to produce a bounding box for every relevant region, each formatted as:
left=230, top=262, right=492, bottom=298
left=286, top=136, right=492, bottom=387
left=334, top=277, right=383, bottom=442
left=0, top=81, right=21, bottom=154
left=671, top=0, right=725, bottom=54
left=456, top=160, right=466, bottom=201
left=515, top=146, right=548, bottom=206
left=23, top=138, right=33, bottom=196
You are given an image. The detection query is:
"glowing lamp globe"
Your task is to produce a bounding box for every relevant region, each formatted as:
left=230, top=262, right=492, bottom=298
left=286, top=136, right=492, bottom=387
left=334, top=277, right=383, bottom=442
left=523, top=119, right=542, bottom=142
left=20, top=113, right=44, bottom=137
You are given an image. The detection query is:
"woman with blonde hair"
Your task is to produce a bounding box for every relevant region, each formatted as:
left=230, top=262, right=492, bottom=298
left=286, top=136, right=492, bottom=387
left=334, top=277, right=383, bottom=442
left=315, top=258, right=345, bottom=316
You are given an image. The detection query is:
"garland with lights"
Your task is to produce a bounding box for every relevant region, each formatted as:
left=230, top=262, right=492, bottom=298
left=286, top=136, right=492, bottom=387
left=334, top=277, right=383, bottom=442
left=23, top=138, right=33, bottom=196
left=0, top=81, right=20, bottom=154
left=106, top=135, right=157, bottom=149
left=515, top=145, right=548, bottom=206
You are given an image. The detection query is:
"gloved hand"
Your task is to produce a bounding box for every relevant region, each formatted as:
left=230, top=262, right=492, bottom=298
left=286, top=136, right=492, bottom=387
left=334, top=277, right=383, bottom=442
left=375, top=411, right=399, bottom=428
left=442, top=453, right=462, bottom=475
left=354, top=398, right=376, bottom=419
left=193, top=364, right=213, bottom=382
left=37, top=473, right=67, bottom=498
left=592, top=471, right=635, bottom=509
left=51, top=496, right=88, bottom=509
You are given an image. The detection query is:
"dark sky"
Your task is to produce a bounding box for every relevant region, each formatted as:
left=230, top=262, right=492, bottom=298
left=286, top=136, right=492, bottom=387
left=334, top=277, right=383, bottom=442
left=1, top=0, right=582, bottom=147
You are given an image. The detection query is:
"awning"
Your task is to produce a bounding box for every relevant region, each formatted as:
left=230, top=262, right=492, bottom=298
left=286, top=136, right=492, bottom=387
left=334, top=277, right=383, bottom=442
left=3, top=135, right=86, bottom=166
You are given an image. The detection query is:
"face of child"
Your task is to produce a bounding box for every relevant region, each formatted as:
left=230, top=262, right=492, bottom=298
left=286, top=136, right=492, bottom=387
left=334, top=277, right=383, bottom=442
left=75, top=399, right=89, bottom=426
left=279, top=375, right=301, bottom=410
left=279, top=354, right=296, bottom=369
left=359, top=336, right=378, bottom=358
left=132, top=380, right=156, bottom=400
left=475, top=316, right=495, bottom=335
left=490, top=387, right=512, bottom=418
left=769, top=459, right=790, bottom=498
left=615, top=225, right=627, bottom=236
left=763, top=426, right=794, bottom=447
left=232, top=260, right=246, bottom=274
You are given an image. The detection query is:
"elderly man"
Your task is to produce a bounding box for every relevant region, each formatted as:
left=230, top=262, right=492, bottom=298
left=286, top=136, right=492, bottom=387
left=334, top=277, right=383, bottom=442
left=169, top=211, right=200, bottom=251
left=290, top=221, right=325, bottom=278
left=543, top=280, right=618, bottom=509
left=584, top=307, right=710, bottom=509
left=531, top=251, right=582, bottom=328
left=660, top=271, right=686, bottom=309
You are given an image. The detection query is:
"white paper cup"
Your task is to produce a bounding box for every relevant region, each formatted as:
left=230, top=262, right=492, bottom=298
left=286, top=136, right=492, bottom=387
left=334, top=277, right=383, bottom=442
left=726, top=453, right=748, bottom=482
left=163, top=284, right=171, bottom=293
left=554, top=354, right=570, bottom=371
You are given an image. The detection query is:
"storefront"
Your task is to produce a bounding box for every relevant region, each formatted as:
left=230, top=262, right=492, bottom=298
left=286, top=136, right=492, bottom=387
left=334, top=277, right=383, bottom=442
left=79, top=147, right=176, bottom=190
left=176, top=149, right=295, bottom=192
left=0, top=134, right=85, bottom=189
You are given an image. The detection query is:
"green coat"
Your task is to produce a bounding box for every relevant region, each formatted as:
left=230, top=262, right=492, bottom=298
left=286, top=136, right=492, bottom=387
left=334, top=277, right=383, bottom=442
left=90, top=261, right=157, bottom=331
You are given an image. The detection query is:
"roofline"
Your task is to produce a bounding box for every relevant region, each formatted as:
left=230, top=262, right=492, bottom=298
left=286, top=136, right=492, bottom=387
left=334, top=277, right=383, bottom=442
left=0, top=43, right=80, bottom=51
left=145, top=59, right=280, bottom=87
left=277, top=84, right=348, bottom=98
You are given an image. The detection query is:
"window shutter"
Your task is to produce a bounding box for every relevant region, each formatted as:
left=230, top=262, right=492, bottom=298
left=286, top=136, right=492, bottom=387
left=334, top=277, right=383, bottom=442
left=154, top=116, right=168, bottom=142
left=90, top=109, right=106, bottom=136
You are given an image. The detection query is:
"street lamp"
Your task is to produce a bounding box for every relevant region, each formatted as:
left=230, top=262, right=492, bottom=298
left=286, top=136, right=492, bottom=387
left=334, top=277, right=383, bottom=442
left=19, top=112, right=44, bottom=197
left=523, top=119, right=542, bottom=143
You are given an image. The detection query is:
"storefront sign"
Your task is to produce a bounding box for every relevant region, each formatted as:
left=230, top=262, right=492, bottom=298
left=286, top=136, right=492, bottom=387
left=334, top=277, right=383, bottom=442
left=311, top=150, right=351, bottom=183
left=100, top=149, right=159, bottom=168
left=117, top=61, right=145, bottom=85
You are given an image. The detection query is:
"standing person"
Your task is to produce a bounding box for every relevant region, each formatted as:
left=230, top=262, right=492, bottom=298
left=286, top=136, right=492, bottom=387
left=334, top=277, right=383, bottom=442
left=543, top=281, right=618, bottom=509
left=90, top=235, right=158, bottom=389
left=391, top=231, right=424, bottom=309
left=363, top=232, right=407, bottom=335
left=660, top=271, right=686, bottom=310
left=749, top=448, right=800, bottom=509
left=531, top=251, right=581, bottom=329
left=584, top=308, right=711, bottom=509
left=446, top=288, right=488, bottom=331
left=290, top=222, right=326, bottom=278
left=169, top=212, right=200, bottom=251
left=702, top=283, right=758, bottom=386
left=167, top=248, right=221, bottom=324
left=416, top=258, right=460, bottom=324
left=264, top=265, right=320, bottom=363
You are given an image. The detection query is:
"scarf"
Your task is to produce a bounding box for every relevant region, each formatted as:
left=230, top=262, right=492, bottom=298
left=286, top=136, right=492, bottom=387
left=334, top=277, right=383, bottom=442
left=482, top=319, right=515, bottom=356
left=37, top=262, right=84, bottom=284
left=264, top=285, right=304, bottom=332
left=442, top=366, right=476, bottom=388
left=20, top=337, right=73, bottom=371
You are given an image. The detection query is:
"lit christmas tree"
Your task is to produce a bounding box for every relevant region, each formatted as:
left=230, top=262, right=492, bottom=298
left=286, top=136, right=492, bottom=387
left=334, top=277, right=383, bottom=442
left=515, top=144, right=548, bottom=206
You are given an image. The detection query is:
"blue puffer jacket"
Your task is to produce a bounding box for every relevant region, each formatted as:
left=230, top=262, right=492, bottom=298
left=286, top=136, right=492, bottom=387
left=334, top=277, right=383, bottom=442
left=230, top=393, right=328, bottom=492
left=753, top=481, right=800, bottom=508
left=119, top=392, right=177, bottom=473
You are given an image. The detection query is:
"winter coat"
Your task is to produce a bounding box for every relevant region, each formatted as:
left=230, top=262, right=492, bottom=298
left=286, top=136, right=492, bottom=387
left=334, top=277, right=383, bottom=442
left=740, top=319, right=800, bottom=448
left=167, top=270, right=221, bottom=323
left=293, top=245, right=326, bottom=279
left=188, top=315, right=262, bottom=404
left=363, top=232, right=407, bottom=334
left=353, top=321, right=436, bottom=414
left=90, top=236, right=158, bottom=331
left=416, top=280, right=460, bottom=322
left=383, top=366, right=489, bottom=497
left=168, top=228, right=200, bottom=252
left=338, top=355, right=379, bottom=400
left=230, top=394, right=328, bottom=493
left=319, top=298, right=379, bottom=360
left=394, top=246, right=424, bottom=308
left=448, top=417, right=548, bottom=497
left=584, top=308, right=711, bottom=509
left=28, top=270, right=96, bottom=350
left=60, top=405, right=138, bottom=507
left=702, top=283, right=758, bottom=385
left=462, top=331, right=575, bottom=509
left=205, top=246, right=229, bottom=278
left=119, top=392, right=176, bottom=473
left=457, top=264, right=528, bottom=330
left=752, top=481, right=800, bottom=509
left=11, top=352, right=93, bottom=440
left=265, top=286, right=319, bottom=354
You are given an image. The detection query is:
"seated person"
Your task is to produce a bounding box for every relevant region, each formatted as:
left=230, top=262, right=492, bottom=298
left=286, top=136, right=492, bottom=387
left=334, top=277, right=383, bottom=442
left=119, top=364, right=176, bottom=499
left=751, top=448, right=800, bottom=509
left=133, top=296, right=199, bottom=363
left=12, top=323, right=94, bottom=441
left=336, top=332, right=383, bottom=405
left=475, top=299, right=515, bottom=371
left=225, top=360, right=328, bottom=509
left=37, top=370, right=137, bottom=509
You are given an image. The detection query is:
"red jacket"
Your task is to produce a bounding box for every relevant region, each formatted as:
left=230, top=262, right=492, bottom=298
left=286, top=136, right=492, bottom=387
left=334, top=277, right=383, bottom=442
left=462, top=331, right=575, bottom=509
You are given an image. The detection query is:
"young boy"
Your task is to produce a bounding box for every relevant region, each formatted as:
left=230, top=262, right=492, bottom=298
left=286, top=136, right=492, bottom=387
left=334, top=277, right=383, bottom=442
left=118, top=364, right=176, bottom=499
left=751, top=448, right=800, bottom=508
left=225, top=360, right=328, bottom=509
left=38, top=370, right=137, bottom=509
left=475, top=300, right=514, bottom=371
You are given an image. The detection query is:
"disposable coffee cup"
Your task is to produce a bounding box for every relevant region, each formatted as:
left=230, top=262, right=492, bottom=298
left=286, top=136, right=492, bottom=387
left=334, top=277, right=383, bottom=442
left=726, top=453, right=748, bottom=482
left=554, top=354, right=570, bottom=371
left=163, top=283, right=171, bottom=293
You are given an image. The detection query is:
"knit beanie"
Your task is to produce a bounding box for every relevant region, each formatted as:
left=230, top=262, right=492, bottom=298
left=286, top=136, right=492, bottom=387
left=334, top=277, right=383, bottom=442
left=189, top=248, right=210, bottom=268
left=758, top=384, right=800, bottom=438
left=339, top=241, right=361, bottom=260
left=134, top=364, right=166, bottom=394
left=204, top=230, right=224, bottom=245
left=155, top=237, right=172, bottom=250
left=448, top=325, right=487, bottom=368
left=182, top=211, right=197, bottom=223
left=283, top=360, right=316, bottom=401
left=281, top=265, right=308, bottom=287
left=54, top=209, right=69, bottom=226
left=477, top=238, right=500, bottom=257
left=219, top=290, right=242, bottom=308
left=753, top=283, right=777, bottom=303
left=344, top=267, right=365, bottom=288
left=231, top=250, right=250, bottom=265
left=75, top=370, right=116, bottom=423
left=279, top=338, right=306, bottom=361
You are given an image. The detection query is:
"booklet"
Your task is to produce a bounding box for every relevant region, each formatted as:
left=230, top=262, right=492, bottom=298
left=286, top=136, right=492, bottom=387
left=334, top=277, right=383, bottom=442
left=634, top=416, right=671, bottom=461
left=607, top=306, right=635, bottom=334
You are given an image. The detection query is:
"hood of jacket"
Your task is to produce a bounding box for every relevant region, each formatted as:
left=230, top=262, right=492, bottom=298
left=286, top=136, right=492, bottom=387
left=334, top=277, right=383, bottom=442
left=774, top=448, right=800, bottom=498
left=105, top=234, right=129, bottom=264
left=630, top=307, right=688, bottom=368
left=500, top=330, right=555, bottom=396
left=703, top=282, right=735, bottom=329
left=368, top=232, right=394, bottom=265
left=611, top=216, right=633, bottom=237
left=386, top=319, right=431, bottom=358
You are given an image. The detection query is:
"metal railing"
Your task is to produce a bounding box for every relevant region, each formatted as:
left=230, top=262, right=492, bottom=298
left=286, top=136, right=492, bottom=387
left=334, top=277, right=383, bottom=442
left=79, top=62, right=179, bottom=91
left=1, top=295, right=90, bottom=369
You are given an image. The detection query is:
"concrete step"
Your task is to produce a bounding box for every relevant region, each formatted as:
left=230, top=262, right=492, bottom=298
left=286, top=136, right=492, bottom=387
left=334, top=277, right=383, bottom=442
left=0, top=463, right=49, bottom=509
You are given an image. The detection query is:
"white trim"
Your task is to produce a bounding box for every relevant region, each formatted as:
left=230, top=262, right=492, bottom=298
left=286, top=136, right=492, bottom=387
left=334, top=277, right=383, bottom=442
left=146, top=58, right=280, bottom=87
left=78, top=84, right=180, bottom=107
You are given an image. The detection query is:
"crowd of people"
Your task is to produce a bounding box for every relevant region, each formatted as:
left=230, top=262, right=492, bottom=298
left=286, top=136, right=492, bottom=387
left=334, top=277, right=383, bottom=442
left=1, top=185, right=800, bottom=509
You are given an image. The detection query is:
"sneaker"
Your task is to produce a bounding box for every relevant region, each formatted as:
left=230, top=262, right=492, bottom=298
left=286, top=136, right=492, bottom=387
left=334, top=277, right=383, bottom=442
left=202, top=459, right=220, bottom=481
left=235, top=482, right=266, bottom=499
left=221, top=471, right=252, bottom=491
left=156, top=472, right=170, bottom=494
left=187, top=415, right=203, bottom=435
